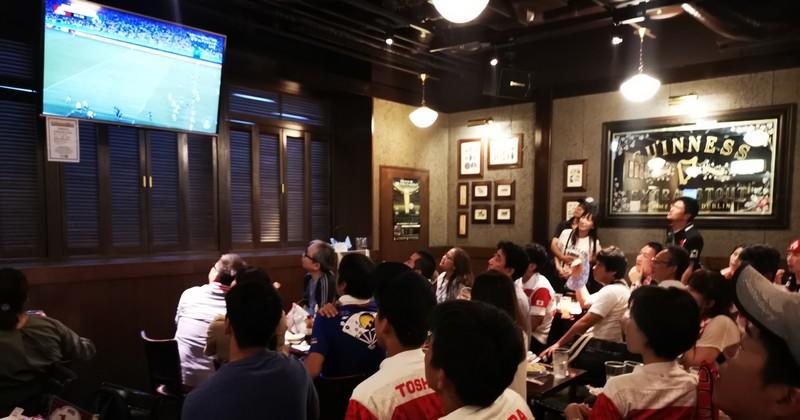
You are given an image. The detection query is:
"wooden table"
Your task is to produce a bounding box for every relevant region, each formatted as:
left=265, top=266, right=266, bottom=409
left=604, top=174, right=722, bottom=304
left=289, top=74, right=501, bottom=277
left=526, top=367, right=586, bottom=399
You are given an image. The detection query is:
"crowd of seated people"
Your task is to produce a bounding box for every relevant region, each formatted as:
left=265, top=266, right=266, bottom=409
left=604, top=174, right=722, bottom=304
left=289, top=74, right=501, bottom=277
left=6, top=194, right=800, bottom=420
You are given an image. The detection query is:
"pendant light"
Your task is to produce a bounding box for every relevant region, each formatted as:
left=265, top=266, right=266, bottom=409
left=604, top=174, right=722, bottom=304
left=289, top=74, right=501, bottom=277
left=432, top=0, right=489, bottom=24
left=620, top=27, right=661, bottom=102
left=409, top=73, right=438, bottom=128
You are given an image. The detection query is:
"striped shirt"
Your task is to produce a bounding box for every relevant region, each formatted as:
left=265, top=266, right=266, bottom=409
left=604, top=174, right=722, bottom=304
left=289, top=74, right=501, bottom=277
left=591, top=361, right=697, bottom=420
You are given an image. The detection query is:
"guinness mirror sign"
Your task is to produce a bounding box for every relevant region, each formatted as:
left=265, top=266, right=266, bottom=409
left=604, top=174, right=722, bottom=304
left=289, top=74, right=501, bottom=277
left=600, top=104, right=795, bottom=228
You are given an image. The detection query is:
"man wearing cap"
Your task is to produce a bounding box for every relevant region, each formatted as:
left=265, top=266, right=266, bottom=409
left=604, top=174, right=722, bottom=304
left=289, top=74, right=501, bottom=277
left=712, top=265, right=800, bottom=419
left=665, top=197, right=703, bottom=271
left=777, top=240, right=800, bottom=292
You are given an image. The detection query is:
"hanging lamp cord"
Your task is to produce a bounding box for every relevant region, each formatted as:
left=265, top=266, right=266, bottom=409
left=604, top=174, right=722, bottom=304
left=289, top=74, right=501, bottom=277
left=420, top=73, right=428, bottom=106
left=637, top=27, right=647, bottom=74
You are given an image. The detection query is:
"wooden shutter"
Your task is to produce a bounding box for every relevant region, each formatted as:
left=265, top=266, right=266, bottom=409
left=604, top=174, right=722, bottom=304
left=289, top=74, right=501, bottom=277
left=108, top=126, right=142, bottom=249
left=258, top=132, right=281, bottom=243
left=63, top=122, right=100, bottom=252
left=0, top=100, right=43, bottom=256
left=229, top=129, right=253, bottom=245
left=310, top=137, right=330, bottom=241
left=187, top=135, right=217, bottom=249
left=148, top=131, right=180, bottom=249
left=285, top=134, right=306, bottom=243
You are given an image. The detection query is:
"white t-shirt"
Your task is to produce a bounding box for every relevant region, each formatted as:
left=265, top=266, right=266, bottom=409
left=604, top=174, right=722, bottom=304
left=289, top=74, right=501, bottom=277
left=439, top=388, right=533, bottom=420
left=697, top=315, right=741, bottom=352
left=514, top=278, right=531, bottom=335
left=557, top=229, right=601, bottom=260
left=658, top=279, right=687, bottom=290
left=585, top=283, right=631, bottom=343
left=516, top=273, right=555, bottom=345
left=175, top=283, right=228, bottom=387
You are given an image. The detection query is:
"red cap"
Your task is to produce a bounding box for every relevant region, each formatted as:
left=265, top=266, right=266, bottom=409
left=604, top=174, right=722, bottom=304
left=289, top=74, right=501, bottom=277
left=788, top=239, right=800, bottom=254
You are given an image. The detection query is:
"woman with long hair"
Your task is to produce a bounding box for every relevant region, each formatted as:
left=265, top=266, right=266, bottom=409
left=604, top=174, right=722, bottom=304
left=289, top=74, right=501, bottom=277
left=720, top=244, right=745, bottom=280
left=0, top=268, right=95, bottom=412
left=434, top=247, right=472, bottom=303
left=683, top=269, right=740, bottom=367
left=555, top=212, right=601, bottom=279
left=471, top=270, right=528, bottom=400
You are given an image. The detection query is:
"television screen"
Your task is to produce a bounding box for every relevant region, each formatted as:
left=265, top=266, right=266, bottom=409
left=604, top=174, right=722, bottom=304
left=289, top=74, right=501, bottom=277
left=43, top=0, right=225, bottom=134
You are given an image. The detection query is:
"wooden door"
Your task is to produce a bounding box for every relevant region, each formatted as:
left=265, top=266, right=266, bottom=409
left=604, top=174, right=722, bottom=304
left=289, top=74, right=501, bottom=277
left=379, top=166, right=429, bottom=263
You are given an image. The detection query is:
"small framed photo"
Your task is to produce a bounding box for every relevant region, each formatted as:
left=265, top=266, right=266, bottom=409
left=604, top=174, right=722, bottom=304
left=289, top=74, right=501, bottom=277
left=471, top=181, right=492, bottom=201
left=494, top=179, right=515, bottom=200
left=494, top=204, right=515, bottom=224
left=471, top=204, right=491, bottom=224
left=457, top=212, right=469, bottom=238
left=563, top=197, right=582, bottom=220
left=488, top=133, right=523, bottom=170
left=563, top=159, right=587, bottom=192
left=457, top=182, right=469, bottom=208
left=458, top=138, right=483, bottom=178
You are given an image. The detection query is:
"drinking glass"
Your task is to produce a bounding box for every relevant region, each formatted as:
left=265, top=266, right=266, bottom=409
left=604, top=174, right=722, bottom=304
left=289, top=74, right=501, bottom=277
left=623, top=360, right=642, bottom=374
left=553, top=348, right=570, bottom=378
left=605, top=361, right=625, bottom=383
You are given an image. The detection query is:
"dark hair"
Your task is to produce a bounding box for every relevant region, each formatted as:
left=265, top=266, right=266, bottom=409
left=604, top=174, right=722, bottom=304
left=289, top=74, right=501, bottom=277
left=338, top=253, right=376, bottom=299
left=234, top=266, right=272, bottom=286
left=524, top=243, right=548, bottom=273
left=645, top=241, right=664, bottom=255
left=428, top=301, right=524, bottom=407
left=496, top=241, right=528, bottom=280
left=0, top=268, right=27, bottom=330
left=309, top=240, right=338, bottom=274
left=629, top=286, right=700, bottom=359
left=471, top=270, right=526, bottom=331
left=413, top=251, right=436, bottom=280
left=687, top=269, right=733, bottom=318
left=577, top=198, right=597, bottom=218
left=225, top=281, right=283, bottom=349
left=673, top=196, right=700, bottom=220
left=596, top=246, right=627, bottom=280
left=568, top=213, right=599, bottom=257
left=375, top=271, right=436, bottom=347
left=664, top=246, right=690, bottom=279
left=739, top=244, right=780, bottom=281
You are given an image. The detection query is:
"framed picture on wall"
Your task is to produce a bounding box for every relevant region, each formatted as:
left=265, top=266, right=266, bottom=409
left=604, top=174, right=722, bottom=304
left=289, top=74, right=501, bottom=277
left=600, top=104, right=795, bottom=228
left=472, top=181, right=492, bottom=201
left=563, top=197, right=583, bottom=220
left=471, top=204, right=490, bottom=224
left=494, top=179, right=515, bottom=200
left=494, top=205, right=515, bottom=224
left=563, top=159, right=587, bottom=192
left=458, top=138, right=483, bottom=178
left=488, top=133, right=523, bottom=169
left=457, top=182, right=469, bottom=208
left=457, top=212, right=469, bottom=238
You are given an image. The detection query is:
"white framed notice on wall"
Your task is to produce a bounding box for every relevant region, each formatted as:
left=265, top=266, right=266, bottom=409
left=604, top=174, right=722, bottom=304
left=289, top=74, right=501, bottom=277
left=458, top=138, right=483, bottom=178
left=46, top=117, right=80, bottom=163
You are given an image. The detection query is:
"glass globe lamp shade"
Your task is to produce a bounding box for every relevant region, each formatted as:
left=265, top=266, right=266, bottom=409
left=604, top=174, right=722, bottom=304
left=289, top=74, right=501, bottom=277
left=432, top=0, right=490, bottom=24
left=409, top=106, right=438, bottom=128
left=620, top=73, right=661, bottom=102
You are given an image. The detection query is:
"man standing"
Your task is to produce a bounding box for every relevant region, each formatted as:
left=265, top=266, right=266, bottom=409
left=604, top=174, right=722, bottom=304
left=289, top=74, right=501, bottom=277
left=424, top=301, right=532, bottom=420
left=182, top=281, right=318, bottom=420
left=666, top=196, right=703, bottom=268
left=488, top=241, right=531, bottom=335
left=175, top=253, right=246, bottom=388
left=346, top=271, right=442, bottom=419
left=712, top=265, right=800, bottom=419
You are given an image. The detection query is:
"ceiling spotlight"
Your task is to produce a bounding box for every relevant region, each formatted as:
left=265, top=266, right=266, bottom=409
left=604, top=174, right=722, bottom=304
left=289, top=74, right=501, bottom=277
left=432, top=0, right=489, bottom=24
left=611, top=36, right=623, bottom=46
left=489, top=57, right=498, bottom=66
left=385, top=37, right=394, bottom=46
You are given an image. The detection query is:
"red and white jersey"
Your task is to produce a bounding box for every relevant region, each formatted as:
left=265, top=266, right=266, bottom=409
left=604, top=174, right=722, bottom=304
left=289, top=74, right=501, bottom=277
left=591, top=361, right=698, bottom=420
left=440, top=388, right=533, bottom=420
left=516, top=273, right=555, bottom=345
left=346, top=348, right=443, bottom=420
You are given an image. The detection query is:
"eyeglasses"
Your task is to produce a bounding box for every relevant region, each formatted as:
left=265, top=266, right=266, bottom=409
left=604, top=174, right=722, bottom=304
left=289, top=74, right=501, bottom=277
left=303, top=252, right=317, bottom=262
left=421, top=331, right=432, bottom=353
left=651, top=259, right=671, bottom=266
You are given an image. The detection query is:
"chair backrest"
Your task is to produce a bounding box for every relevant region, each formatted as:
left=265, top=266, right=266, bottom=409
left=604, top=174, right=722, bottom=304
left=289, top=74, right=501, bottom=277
left=139, top=330, right=183, bottom=396
left=314, top=375, right=367, bottom=420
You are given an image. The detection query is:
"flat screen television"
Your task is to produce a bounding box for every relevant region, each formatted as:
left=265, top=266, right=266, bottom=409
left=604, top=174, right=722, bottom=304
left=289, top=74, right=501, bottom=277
left=42, top=0, right=225, bottom=134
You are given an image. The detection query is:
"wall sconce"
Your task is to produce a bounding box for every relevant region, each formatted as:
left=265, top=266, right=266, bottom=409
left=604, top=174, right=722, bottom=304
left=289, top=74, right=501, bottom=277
left=467, top=118, right=493, bottom=127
